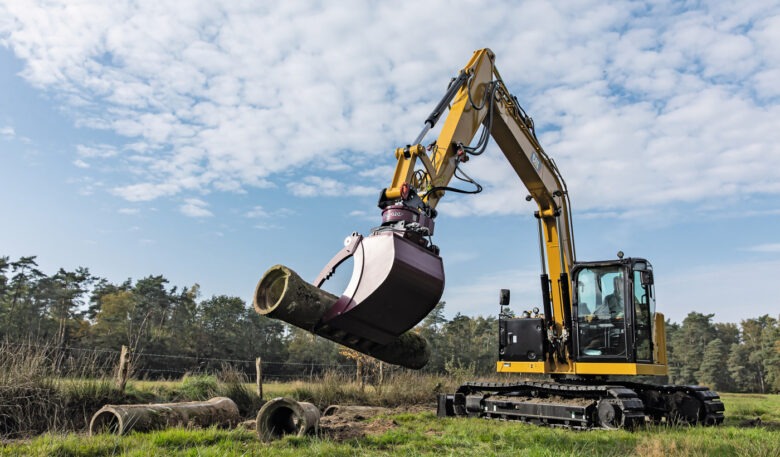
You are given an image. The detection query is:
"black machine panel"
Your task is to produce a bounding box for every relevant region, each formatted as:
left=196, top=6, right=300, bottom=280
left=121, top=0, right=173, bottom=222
left=499, top=317, right=546, bottom=362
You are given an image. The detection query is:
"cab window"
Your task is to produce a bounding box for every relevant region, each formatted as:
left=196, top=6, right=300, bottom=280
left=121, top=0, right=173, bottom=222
left=633, top=269, right=654, bottom=362
left=575, top=267, right=627, bottom=358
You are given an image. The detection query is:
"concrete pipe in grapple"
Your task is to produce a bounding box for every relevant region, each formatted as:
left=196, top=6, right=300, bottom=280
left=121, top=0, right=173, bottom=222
left=89, top=397, right=240, bottom=436
left=256, top=397, right=320, bottom=442
left=254, top=264, right=430, bottom=369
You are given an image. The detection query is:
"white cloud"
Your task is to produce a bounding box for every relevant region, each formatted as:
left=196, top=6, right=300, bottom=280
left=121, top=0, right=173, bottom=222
left=179, top=198, right=213, bottom=218
left=245, top=206, right=269, bottom=219
left=76, top=144, right=118, bottom=158
left=288, top=176, right=375, bottom=198
left=245, top=205, right=294, bottom=219
left=0, top=125, right=14, bottom=139
left=358, top=165, right=395, bottom=182
left=118, top=208, right=139, bottom=215
left=73, top=159, right=90, bottom=168
left=746, top=243, right=780, bottom=253
left=1, top=1, right=779, bottom=218
left=347, top=209, right=380, bottom=222
left=253, top=223, right=281, bottom=231
left=67, top=175, right=104, bottom=196
left=113, top=182, right=182, bottom=202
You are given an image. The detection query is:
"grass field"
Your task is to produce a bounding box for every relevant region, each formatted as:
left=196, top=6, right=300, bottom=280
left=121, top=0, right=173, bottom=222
left=3, top=392, right=779, bottom=456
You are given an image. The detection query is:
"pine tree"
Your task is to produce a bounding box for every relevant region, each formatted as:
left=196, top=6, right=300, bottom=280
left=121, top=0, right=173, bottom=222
left=697, top=338, right=732, bottom=391
left=728, top=343, right=755, bottom=392
left=670, top=312, right=716, bottom=384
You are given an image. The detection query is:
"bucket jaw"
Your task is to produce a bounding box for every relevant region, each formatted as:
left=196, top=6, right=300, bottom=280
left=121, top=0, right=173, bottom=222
left=315, top=231, right=445, bottom=345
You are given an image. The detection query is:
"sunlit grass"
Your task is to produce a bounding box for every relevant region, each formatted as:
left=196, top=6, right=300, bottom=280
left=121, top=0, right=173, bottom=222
left=4, top=396, right=779, bottom=457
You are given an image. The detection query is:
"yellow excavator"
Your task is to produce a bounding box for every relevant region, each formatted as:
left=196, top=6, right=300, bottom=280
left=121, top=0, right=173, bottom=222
left=286, top=49, right=724, bottom=429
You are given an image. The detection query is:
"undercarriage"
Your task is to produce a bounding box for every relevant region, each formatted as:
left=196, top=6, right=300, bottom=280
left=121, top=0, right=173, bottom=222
left=438, top=380, right=725, bottom=430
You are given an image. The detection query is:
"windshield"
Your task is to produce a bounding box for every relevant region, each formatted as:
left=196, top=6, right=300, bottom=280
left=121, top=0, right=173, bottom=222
left=576, top=267, right=624, bottom=320
left=575, top=266, right=627, bottom=357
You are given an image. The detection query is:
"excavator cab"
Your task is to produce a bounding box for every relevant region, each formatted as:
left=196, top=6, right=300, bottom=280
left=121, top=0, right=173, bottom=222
left=498, top=258, right=657, bottom=366
left=571, top=258, right=656, bottom=363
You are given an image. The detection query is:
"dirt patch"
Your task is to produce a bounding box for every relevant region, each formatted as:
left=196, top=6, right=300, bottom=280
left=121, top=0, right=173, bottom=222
left=318, top=406, right=424, bottom=441
left=319, top=414, right=398, bottom=441
left=228, top=413, right=400, bottom=442
left=236, top=405, right=428, bottom=441
left=320, top=407, right=398, bottom=441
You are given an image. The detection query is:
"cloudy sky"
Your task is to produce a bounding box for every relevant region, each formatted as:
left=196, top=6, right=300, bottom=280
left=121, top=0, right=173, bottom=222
left=1, top=1, right=779, bottom=324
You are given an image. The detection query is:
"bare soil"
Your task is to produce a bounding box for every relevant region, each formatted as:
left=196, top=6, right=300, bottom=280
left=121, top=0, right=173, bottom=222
left=319, top=414, right=399, bottom=441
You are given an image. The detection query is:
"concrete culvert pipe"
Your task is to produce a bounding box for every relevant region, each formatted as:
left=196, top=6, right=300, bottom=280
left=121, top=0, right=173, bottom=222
left=256, top=397, right=320, bottom=442
left=89, top=397, right=240, bottom=436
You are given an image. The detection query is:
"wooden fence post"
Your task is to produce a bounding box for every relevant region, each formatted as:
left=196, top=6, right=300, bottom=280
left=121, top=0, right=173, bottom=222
left=116, top=345, right=130, bottom=392
left=255, top=357, right=263, bottom=399
left=356, top=358, right=364, bottom=391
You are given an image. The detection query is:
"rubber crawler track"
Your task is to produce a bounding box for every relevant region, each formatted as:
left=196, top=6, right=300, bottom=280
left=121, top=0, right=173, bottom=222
left=441, top=380, right=724, bottom=430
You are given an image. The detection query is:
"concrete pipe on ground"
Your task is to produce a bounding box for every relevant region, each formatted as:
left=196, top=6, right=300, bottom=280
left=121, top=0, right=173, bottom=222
left=89, top=397, right=240, bottom=436
left=256, top=397, right=320, bottom=442
left=254, top=264, right=430, bottom=369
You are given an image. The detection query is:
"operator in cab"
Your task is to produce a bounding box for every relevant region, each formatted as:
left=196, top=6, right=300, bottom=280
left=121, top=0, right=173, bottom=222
left=596, top=275, right=624, bottom=320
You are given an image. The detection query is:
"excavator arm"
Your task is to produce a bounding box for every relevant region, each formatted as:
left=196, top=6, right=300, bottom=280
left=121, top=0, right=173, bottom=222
left=315, top=48, right=577, bottom=348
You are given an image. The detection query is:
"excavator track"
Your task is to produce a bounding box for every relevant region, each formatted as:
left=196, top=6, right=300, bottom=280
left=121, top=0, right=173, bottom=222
left=438, top=380, right=724, bottom=430
left=440, top=381, right=646, bottom=430
left=616, top=381, right=725, bottom=426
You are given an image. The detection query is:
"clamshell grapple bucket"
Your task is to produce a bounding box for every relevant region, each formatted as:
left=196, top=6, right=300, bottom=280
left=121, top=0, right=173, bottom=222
left=315, top=231, right=444, bottom=345
left=253, top=231, right=443, bottom=368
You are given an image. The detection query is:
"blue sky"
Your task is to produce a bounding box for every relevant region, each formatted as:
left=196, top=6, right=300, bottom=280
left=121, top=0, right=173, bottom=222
left=1, top=1, right=779, bottom=325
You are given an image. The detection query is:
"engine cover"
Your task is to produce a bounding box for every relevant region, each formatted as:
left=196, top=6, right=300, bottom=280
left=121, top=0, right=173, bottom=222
left=499, top=317, right=546, bottom=362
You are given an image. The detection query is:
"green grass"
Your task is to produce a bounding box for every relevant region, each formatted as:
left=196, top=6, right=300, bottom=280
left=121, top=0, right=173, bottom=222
left=128, top=379, right=313, bottom=403
left=719, top=393, right=780, bottom=424
left=3, top=361, right=778, bottom=457
left=4, top=395, right=779, bottom=457
left=275, top=371, right=455, bottom=409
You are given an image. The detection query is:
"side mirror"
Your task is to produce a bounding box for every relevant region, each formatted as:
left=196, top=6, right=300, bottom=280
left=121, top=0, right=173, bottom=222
left=641, top=270, right=654, bottom=286
left=499, top=289, right=510, bottom=306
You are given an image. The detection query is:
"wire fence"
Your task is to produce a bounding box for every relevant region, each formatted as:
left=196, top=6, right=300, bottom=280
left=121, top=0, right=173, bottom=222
left=3, top=341, right=376, bottom=382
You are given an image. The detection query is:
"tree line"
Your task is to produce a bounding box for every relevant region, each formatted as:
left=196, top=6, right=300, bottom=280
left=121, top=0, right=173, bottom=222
left=0, top=255, right=778, bottom=392
left=666, top=312, right=780, bottom=393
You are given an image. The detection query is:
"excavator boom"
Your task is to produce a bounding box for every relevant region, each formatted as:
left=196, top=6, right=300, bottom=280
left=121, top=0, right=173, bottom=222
left=312, top=48, right=575, bottom=346
left=306, top=50, right=503, bottom=345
